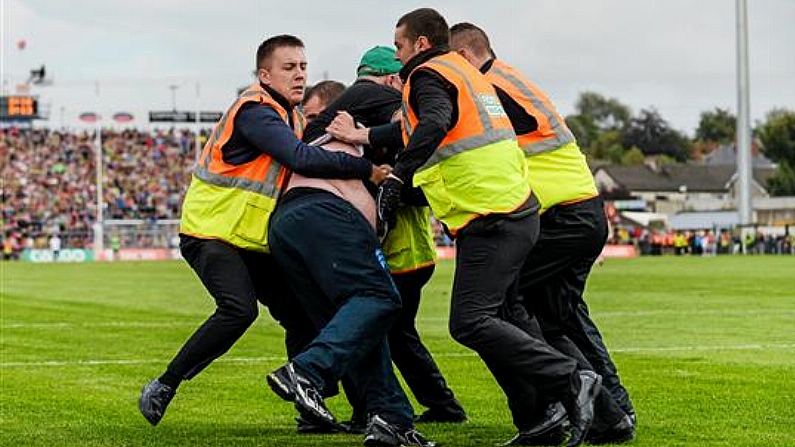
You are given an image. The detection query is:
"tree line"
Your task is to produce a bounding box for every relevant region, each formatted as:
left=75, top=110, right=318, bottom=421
left=566, top=91, right=795, bottom=195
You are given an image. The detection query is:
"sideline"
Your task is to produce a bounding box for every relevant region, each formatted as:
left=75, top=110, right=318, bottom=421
left=2, top=344, right=794, bottom=368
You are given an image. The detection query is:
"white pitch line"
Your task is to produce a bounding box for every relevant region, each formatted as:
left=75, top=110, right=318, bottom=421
left=0, top=321, right=282, bottom=329
left=611, top=343, right=795, bottom=353
left=2, top=344, right=794, bottom=368
left=3, top=309, right=794, bottom=329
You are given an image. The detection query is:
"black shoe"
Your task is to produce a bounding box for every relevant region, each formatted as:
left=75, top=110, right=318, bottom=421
left=586, top=414, right=635, bottom=445
left=267, top=363, right=336, bottom=426
left=415, top=405, right=467, bottom=423
left=295, top=416, right=347, bottom=434
left=364, top=415, right=436, bottom=447
left=562, top=371, right=602, bottom=447
left=626, top=411, right=637, bottom=427
left=504, top=402, right=568, bottom=446
left=138, top=378, right=175, bottom=426
left=340, top=412, right=369, bottom=434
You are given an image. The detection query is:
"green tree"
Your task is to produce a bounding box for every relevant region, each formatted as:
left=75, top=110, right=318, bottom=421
left=587, top=130, right=624, bottom=163
left=757, top=109, right=795, bottom=163
left=621, top=147, right=646, bottom=165
left=567, top=91, right=632, bottom=159
left=757, top=108, right=795, bottom=195
left=767, top=160, right=795, bottom=196
left=574, top=91, right=632, bottom=131
left=623, top=108, right=692, bottom=162
left=695, top=108, right=736, bottom=144
left=566, top=114, right=598, bottom=150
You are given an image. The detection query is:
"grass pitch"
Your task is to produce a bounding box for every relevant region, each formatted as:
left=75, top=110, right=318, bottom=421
left=1, top=256, right=794, bottom=446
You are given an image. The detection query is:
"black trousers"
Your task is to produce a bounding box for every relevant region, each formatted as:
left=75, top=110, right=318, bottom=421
left=519, top=196, right=635, bottom=417
left=167, top=235, right=312, bottom=381
left=504, top=300, right=626, bottom=432
left=449, top=210, right=578, bottom=430
left=389, top=266, right=461, bottom=411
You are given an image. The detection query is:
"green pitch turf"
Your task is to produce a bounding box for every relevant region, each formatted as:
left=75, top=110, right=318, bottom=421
left=1, top=256, right=794, bottom=446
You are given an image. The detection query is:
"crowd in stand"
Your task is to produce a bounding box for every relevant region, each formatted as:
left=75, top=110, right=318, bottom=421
left=608, top=226, right=795, bottom=255
left=1, top=127, right=201, bottom=255
left=2, top=126, right=793, bottom=259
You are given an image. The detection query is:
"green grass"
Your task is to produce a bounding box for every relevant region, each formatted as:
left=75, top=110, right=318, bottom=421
left=1, top=256, right=794, bottom=446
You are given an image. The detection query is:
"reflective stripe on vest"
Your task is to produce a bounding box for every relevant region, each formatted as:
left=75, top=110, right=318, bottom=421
left=412, top=57, right=516, bottom=170
left=179, top=84, right=299, bottom=251
left=487, top=60, right=575, bottom=157
left=401, top=52, right=531, bottom=234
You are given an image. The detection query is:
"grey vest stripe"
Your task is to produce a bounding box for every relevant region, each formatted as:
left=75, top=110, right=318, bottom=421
left=401, top=102, right=413, bottom=136
left=194, top=164, right=282, bottom=197
left=522, top=138, right=565, bottom=156
left=412, top=58, right=512, bottom=170
left=422, top=128, right=516, bottom=168
left=491, top=65, right=574, bottom=155
left=195, top=88, right=285, bottom=195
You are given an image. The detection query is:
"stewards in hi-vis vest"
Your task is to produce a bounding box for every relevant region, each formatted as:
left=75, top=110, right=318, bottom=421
left=451, top=22, right=636, bottom=446
left=138, top=34, right=387, bottom=427
left=374, top=9, right=601, bottom=447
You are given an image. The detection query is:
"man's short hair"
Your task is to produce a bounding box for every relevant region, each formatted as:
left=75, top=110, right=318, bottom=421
left=449, top=22, right=494, bottom=58
left=302, top=80, right=346, bottom=107
left=396, top=8, right=450, bottom=47
left=256, top=35, right=304, bottom=70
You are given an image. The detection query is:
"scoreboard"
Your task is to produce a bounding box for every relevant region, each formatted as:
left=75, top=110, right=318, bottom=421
left=0, top=95, right=39, bottom=121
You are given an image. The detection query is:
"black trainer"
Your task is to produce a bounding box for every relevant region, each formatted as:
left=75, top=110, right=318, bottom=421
left=562, top=370, right=602, bottom=447
left=364, top=415, right=436, bottom=447
left=138, top=378, right=175, bottom=426
left=295, top=416, right=347, bottom=434
left=341, top=412, right=369, bottom=434
left=586, top=413, right=635, bottom=445
left=503, top=402, right=569, bottom=446
left=415, top=404, right=467, bottom=423
left=267, top=363, right=336, bottom=426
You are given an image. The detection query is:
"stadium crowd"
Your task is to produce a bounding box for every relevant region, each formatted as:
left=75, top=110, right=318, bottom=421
left=3, top=126, right=791, bottom=259
left=608, top=226, right=795, bottom=255
left=1, top=126, right=200, bottom=255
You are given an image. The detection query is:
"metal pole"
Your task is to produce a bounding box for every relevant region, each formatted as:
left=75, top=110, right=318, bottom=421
left=169, top=84, right=179, bottom=110
left=0, top=0, right=7, bottom=96
left=736, top=0, right=753, bottom=252
left=94, top=81, right=104, bottom=259
left=195, top=81, right=201, bottom=164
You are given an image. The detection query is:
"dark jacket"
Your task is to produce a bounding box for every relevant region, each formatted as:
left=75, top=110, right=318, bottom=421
left=392, top=47, right=457, bottom=182
left=222, top=83, right=372, bottom=180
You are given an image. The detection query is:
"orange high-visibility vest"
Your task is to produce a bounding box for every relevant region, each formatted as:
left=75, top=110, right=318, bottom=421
left=179, top=84, right=304, bottom=251
left=486, top=59, right=598, bottom=209
left=486, top=59, right=574, bottom=155
left=401, top=52, right=530, bottom=235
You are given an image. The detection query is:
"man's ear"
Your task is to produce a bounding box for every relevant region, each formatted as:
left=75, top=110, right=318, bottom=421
left=258, top=68, right=270, bottom=85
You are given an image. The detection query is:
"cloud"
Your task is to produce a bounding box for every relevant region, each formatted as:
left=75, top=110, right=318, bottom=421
left=4, top=0, right=793, bottom=132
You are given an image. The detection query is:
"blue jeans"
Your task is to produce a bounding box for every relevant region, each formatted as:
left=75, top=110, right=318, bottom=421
left=268, top=188, right=414, bottom=428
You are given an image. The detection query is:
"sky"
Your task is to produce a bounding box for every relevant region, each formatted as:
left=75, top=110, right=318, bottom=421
left=1, top=0, right=793, bottom=135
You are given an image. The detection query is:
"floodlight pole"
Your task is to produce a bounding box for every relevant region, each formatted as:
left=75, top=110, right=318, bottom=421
left=195, top=81, right=201, bottom=164
left=736, top=0, right=753, bottom=248
left=0, top=0, right=5, bottom=96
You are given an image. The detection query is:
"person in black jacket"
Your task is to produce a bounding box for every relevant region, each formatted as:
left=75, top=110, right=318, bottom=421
left=138, top=35, right=388, bottom=427
left=329, top=10, right=600, bottom=447
left=311, top=45, right=467, bottom=428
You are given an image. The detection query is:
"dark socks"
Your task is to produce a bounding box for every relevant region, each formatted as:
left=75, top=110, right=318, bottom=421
left=158, top=371, right=182, bottom=389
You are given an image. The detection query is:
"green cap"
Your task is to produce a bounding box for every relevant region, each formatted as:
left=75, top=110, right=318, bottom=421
left=357, top=46, right=402, bottom=77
